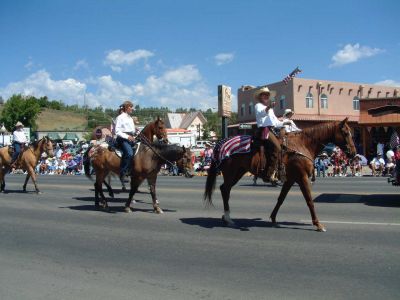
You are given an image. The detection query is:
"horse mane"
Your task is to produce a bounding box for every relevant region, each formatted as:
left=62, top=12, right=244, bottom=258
left=296, top=121, right=338, bottom=143
left=150, top=143, right=182, bottom=158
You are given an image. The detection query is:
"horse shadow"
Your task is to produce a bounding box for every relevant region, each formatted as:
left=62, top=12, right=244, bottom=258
left=180, top=217, right=313, bottom=231
left=314, top=193, right=400, bottom=207
left=88, top=188, right=150, bottom=194
left=1, top=189, right=39, bottom=194
left=63, top=197, right=177, bottom=214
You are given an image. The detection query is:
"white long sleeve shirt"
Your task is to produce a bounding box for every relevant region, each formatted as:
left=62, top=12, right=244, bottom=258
left=13, top=128, right=28, bottom=143
left=283, top=118, right=301, bottom=132
left=255, top=103, right=284, bottom=128
left=115, top=112, right=135, bottom=139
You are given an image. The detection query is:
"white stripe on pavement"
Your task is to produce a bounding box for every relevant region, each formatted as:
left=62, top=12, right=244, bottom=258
left=300, top=220, right=400, bottom=226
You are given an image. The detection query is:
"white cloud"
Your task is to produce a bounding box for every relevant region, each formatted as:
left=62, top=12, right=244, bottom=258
left=85, top=75, right=134, bottom=107
left=104, top=49, right=154, bottom=72
left=0, top=65, right=237, bottom=112
left=329, top=43, right=384, bottom=67
left=73, top=59, right=89, bottom=71
left=0, top=70, right=86, bottom=104
left=214, top=52, right=234, bottom=66
left=374, top=79, right=400, bottom=87
left=133, top=65, right=216, bottom=110
left=0, top=70, right=136, bottom=108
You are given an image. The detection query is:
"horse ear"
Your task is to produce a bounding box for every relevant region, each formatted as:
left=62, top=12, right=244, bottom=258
left=182, top=145, right=186, bottom=152
left=157, top=116, right=160, bottom=121
left=339, top=117, right=348, bottom=127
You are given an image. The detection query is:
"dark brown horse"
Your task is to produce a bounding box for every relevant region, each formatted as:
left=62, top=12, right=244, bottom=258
left=85, top=118, right=168, bottom=193
left=0, top=136, right=54, bottom=193
left=85, top=142, right=193, bottom=213
left=204, top=118, right=356, bottom=232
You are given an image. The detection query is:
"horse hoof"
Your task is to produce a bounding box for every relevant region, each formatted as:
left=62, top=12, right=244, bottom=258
left=154, top=207, right=164, bottom=214
left=124, top=207, right=132, bottom=213
left=316, top=227, right=327, bottom=232
left=222, top=215, right=236, bottom=227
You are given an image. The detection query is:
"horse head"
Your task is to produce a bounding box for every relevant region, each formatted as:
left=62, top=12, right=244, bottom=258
left=42, top=136, right=55, bottom=158
left=176, top=146, right=194, bottom=178
left=154, top=117, right=168, bottom=143
left=336, top=117, right=357, bottom=158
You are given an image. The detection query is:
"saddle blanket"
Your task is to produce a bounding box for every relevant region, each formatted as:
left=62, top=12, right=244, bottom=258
left=214, top=135, right=252, bottom=163
left=89, top=142, right=140, bottom=158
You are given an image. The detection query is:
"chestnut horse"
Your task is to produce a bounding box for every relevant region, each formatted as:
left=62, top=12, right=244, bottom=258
left=0, top=136, right=54, bottom=193
left=85, top=142, right=193, bottom=213
left=204, top=118, right=356, bottom=232
left=85, top=118, right=168, bottom=193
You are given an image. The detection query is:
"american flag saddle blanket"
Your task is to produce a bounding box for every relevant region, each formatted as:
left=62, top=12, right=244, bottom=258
left=213, top=135, right=252, bottom=165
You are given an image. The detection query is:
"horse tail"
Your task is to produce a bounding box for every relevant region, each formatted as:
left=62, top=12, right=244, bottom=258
left=203, top=160, right=218, bottom=207
left=83, top=146, right=93, bottom=180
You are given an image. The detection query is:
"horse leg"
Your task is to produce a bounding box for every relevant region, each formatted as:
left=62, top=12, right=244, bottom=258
left=270, top=180, right=294, bottom=224
left=120, top=177, right=127, bottom=192
left=103, top=180, right=114, bottom=198
left=22, top=169, right=31, bottom=192
left=28, top=166, right=41, bottom=194
left=148, top=176, right=162, bottom=214
left=220, top=168, right=247, bottom=227
left=94, top=183, right=100, bottom=208
left=298, top=176, right=326, bottom=232
left=97, top=178, right=109, bottom=210
left=124, top=177, right=143, bottom=213
left=0, top=170, right=5, bottom=192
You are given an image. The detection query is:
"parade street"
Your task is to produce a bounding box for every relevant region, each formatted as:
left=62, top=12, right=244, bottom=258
left=0, top=175, right=399, bottom=300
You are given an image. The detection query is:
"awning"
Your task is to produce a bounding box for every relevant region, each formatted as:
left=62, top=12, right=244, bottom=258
left=47, top=132, right=61, bottom=140
left=63, top=133, right=79, bottom=141
left=368, top=105, right=400, bottom=116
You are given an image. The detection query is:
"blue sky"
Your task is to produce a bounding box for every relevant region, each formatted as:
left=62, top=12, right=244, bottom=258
left=0, top=0, right=399, bottom=111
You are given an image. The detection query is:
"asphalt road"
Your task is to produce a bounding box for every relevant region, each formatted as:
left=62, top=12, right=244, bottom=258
left=0, top=174, right=399, bottom=300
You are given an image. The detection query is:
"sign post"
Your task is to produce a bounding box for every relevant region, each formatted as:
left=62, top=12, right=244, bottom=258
left=218, top=85, right=232, bottom=139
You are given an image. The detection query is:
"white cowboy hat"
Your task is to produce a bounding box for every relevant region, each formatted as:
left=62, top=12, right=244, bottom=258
left=283, top=109, right=294, bottom=117
left=253, top=86, right=276, bottom=100
left=15, top=121, right=24, bottom=127
left=320, top=152, right=328, bottom=157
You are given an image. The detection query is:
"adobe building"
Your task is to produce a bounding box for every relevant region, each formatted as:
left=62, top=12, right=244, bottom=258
left=230, top=78, right=399, bottom=158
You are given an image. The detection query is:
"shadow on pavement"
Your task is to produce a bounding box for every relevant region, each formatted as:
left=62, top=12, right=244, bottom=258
left=64, top=197, right=177, bottom=214
left=314, top=193, right=400, bottom=207
left=72, top=196, right=146, bottom=204
left=180, top=217, right=313, bottom=231
left=88, top=188, right=149, bottom=194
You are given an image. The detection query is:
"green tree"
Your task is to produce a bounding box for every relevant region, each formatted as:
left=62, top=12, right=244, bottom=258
left=0, top=94, right=41, bottom=132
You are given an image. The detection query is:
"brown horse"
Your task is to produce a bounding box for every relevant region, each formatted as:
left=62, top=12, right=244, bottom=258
left=86, top=118, right=168, bottom=193
left=204, top=118, right=356, bottom=232
left=0, top=136, right=54, bottom=193
left=85, top=142, right=193, bottom=213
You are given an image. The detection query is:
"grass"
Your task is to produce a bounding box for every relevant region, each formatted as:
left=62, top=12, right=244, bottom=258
left=36, top=109, right=88, bottom=131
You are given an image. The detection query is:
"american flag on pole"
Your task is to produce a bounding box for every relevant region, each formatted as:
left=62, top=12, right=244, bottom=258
left=283, top=67, right=302, bottom=85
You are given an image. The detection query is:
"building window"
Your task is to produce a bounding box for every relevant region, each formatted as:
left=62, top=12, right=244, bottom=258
left=321, top=94, right=328, bottom=109
left=279, top=95, right=285, bottom=109
left=248, top=102, right=253, bottom=115
left=240, top=104, right=245, bottom=116
left=353, top=96, right=360, bottom=110
left=306, top=92, right=313, bottom=108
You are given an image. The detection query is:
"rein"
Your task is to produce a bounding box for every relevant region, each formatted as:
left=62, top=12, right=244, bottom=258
left=137, top=131, right=175, bottom=167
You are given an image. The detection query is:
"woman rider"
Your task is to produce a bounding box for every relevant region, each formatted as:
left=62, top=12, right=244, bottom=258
left=115, top=100, right=137, bottom=179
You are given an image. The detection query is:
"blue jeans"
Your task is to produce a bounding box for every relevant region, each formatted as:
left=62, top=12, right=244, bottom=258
left=12, top=142, right=22, bottom=162
left=316, top=165, right=326, bottom=177
left=117, top=137, right=134, bottom=176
